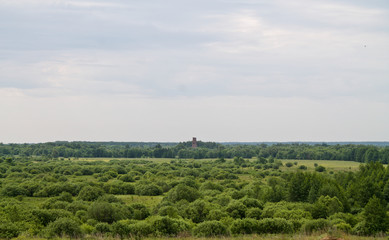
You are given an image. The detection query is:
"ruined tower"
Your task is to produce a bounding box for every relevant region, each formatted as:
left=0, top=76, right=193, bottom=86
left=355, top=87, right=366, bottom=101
left=192, top=137, right=197, bottom=148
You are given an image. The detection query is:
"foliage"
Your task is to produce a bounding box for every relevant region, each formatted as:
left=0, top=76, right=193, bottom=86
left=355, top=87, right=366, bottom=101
left=193, top=220, right=228, bottom=237
left=46, top=217, right=82, bottom=238
left=0, top=147, right=389, bottom=238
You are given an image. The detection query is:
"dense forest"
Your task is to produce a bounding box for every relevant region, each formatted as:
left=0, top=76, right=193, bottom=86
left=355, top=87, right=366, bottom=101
left=1, top=141, right=389, bottom=163
left=0, top=153, right=388, bottom=238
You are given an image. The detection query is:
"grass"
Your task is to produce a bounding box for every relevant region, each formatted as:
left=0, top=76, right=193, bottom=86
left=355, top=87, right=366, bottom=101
left=279, top=159, right=362, bottom=172
left=116, top=195, right=164, bottom=208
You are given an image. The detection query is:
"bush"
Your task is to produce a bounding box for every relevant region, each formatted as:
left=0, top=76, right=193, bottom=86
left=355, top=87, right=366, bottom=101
left=230, top=218, right=258, bottom=234
left=135, top=183, right=163, bottom=196
left=302, top=218, right=330, bottom=234
left=315, top=166, right=326, bottom=172
left=329, top=212, right=358, bottom=227
left=226, top=200, right=247, bottom=219
left=66, top=200, right=89, bottom=214
left=185, top=199, right=211, bottom=223
left=151, top=216, right=190, bottom=236
left=78, top=186, right=104, bottom=201
left=88, top=201, right=115, bottom=223
left=1, top=184, right=28, bottom=197
left=246, top=208, right=262, bottom=220
left=158, top=206, right=179, bottom=218
left=130, top=203, right=150, bottom=220
left=362, top=195, right=389, bottom=234
left=32, top=209, right=73, bottom=226
left=193, top=220, right=228, bottom=237
left=273, top=208, right=312, bottom=220
left=241, top=197, right=263, bottom=208
left=166, top=184, right=200, bottom=203
left=119, top=174, right=135, bottom=182
left=298, top=165, right=307, bottom=170
left=111, top=221, right=131, bottom=238
left=128, top=221, right=153, bottom=237
left=46, top=217, right=82, bottom=238
left=80, top=223, right=94, bottom=234
left=207, top=209, right=228, bottom=221
left=257, top=218, right=293, bottom=234
left=94, top=222, right=111, bottom=234
left=335, top=222, right=351, bottom=233
left=285, top=162, right=293, bottom=168
left=104, top=181, right=135, bottom=194
left=0, top=222, right=20, bottom=239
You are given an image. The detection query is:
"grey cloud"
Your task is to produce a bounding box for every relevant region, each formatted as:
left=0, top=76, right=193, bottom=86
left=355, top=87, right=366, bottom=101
left=0, top=0, right=388, bottom=101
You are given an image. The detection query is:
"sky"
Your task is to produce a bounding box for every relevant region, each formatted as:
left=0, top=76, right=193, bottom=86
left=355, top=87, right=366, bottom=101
left=1, top=0, right=389, bottom=143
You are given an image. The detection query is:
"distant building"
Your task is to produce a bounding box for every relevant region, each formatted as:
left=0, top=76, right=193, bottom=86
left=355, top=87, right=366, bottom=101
left=192, top=137, right=197, bottom=148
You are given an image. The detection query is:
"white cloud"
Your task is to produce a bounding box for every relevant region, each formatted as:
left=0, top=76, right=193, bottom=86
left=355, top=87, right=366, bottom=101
left=0, top=0, right=388, bottom=142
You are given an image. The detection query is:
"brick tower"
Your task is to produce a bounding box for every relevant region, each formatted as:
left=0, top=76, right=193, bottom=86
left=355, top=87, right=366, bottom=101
left=192, top=137, right=197, bottom=148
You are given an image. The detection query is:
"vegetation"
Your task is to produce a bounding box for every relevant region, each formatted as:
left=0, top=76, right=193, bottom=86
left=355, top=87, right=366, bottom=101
left=1, top=141, right=389, bottom=163
left=0, top=142, right=388, bottom=239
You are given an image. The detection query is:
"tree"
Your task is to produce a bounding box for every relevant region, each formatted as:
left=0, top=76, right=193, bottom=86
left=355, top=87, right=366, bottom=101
left=88, top=202, right=115, bottom=223
left=166, top=184, right=200, bottom=203
left=78, top=186, right=104, bottom=201
left=46, top=217, right=82, bottom=238
left=363, top=196, right=388, bottom=234
left=288, top=172, right=310, bottom=202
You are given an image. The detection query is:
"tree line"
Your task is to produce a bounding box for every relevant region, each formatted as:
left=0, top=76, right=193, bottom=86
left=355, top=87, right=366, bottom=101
left=1, top=141, right=389, bottom=163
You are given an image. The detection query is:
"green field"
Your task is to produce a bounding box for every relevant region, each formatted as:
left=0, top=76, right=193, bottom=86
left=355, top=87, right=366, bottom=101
left=1, top=155, right=388, bottom=239
left=73, top=157, right=365, bottom=171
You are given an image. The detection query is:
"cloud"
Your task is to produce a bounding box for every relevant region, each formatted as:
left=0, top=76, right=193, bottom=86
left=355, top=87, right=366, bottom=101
left=0, top=0, right=388, bottom=142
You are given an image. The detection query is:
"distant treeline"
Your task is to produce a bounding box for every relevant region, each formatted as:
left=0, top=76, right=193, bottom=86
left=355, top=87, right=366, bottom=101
left=1, top=141, right=389, bottom=163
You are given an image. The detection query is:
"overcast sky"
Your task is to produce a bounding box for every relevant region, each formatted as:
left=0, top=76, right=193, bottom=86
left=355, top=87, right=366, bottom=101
left=1, top=0, right=389, bottom=143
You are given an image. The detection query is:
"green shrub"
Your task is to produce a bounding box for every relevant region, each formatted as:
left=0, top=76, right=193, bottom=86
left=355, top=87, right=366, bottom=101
left=335, top=222, right=351, bottom=233
left=285, top=162, right=293, bottom=168
left=298, top=165, right=307, bottom=170
left=131, top=203, right=150, bottom=220
left=46, top=217, right=82, bottom=238
left=230, top=218, right=258, bottom=235
left=200, top=182, right=224, bottom=192
left=207, top=209, right=228, bottom=221
left=362, top=195, right=389, bottom=235
left=80, top=223, right=94, bottom=234
left=111, top=221, right=131, bottom=238
left=273, top=208, right=312, bottom=220
left=193, top=220, right=228, bottom=237
left=1, top=184, right=28, bottom=197
left=315, top=166, right=326, bottom=172
left=88, top=201, right=115, bottom=223
left=246, top=208, right=262, bottom=220
left=128, top=221, right=153, bottom=237
left=135, top=183, right=163, bottom=196
left=78, top=186, right=104, bottom=201
left=119, top=174, right=135, bottom=182
left=240, top=197, right=263, bottom=208
left=329, top=212, right=358, bottom=227
left=226, top=200, right=247, bottom=219
left=185, top=199, right=211, bottom=223
left=352, top=221, right=369, bottom=236
left=0, top=222, right=21, bottom=239
left=257, top=218, right=293, bottom=234
left=158, top=206, right=179, bottom=218
left=94, top=222, right=111, bottom=234
left=166, top=184, right=200, bottom=203
left=75, top=210, right=88, bottom=222
left=66, top=200, right=89, bottom=214
left=32, top=209, right=73, bottom=226
left=302, top=218, right=330, bottom=234
left=151, top=216, right=190, bottom=236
